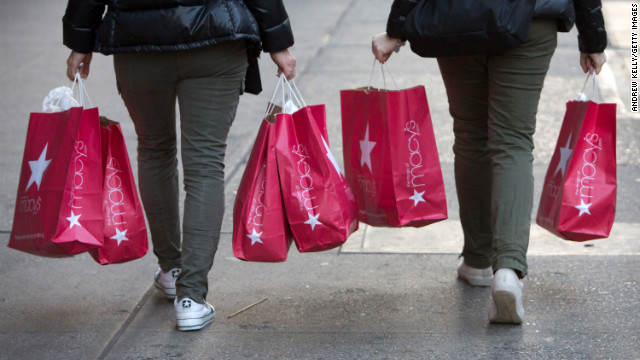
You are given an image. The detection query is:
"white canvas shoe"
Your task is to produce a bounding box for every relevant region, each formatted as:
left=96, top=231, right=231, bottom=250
left=488, top=268, right=524, bottom=324
left=175, top=297, right=216, bottom=331
left=154, top=267, right=181, bottom=299
left=456, top=258, right=493, bottom=287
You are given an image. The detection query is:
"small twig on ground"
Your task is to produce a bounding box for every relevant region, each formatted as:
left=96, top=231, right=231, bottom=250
left=227, top=297, right=269, bottom=319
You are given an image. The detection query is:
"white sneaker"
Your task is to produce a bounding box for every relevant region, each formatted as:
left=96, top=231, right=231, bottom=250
left=488, top=268, right=524, bottom=324
left=175, top=297, right=216, bottom=331
left=154, top=267, right=181, bottom=299
left=456, top=258, right=493, bottom=287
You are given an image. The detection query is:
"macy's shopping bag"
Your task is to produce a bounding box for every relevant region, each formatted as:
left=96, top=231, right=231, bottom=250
left=340, top=72, right=447, bottom=227
left=9, top=101, right=104, bottom=256
left=536, top=74, right=617, bottom=241
left=274, top=78, right=358, bottom=252
left=89, top=118, right=148, bottom=264
left=232, top=110, right=292, bottom=262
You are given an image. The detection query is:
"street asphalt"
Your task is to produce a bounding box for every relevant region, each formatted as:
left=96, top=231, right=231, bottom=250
left=0, top=1, right=638, bottom=359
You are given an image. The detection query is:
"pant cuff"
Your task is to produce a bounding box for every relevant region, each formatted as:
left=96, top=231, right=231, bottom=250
left=493, top=257, right=527, bottom=279
left=461, top=252, right=492, bottom=269
left=177, top=289, right=206, bottom=304
left=159, top=260, right=182, bottom=273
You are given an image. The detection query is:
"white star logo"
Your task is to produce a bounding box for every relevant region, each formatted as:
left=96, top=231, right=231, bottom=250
left=574, top=199, right=592, bottom=216
left=322, top=137, right=344, bottom=179
left=26, top=143, right=52, bottom=191
left=359, top=124, right=376, bottom=172
left=110, top=228, right=129, bottom=246
left=304, top=212, right=322, bottom=231
left=554, top=134, right=573, bottom=178
left=409, top=189, right=426, bottom=206
left=246, top=229, right=263, bottom=246
left=66, top=211, right=82, bottom=229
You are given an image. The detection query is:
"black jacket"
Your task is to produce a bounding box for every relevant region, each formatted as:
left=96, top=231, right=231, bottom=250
left=62, top=0, right=295, bottom=94
left=386, top=0, right=607, bottom=54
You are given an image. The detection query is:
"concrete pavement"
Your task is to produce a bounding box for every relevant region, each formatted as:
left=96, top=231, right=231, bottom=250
left=0, top=0, right=638, bottom=359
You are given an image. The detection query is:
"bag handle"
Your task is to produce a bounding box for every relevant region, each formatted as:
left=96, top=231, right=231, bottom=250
left=68, top=71, right=94, bottom=108
left=289, top=80, right=307, bottom=108
left=265, top=75, right=284, bottom=117
left=264, top=74, right=307, bottom=117
left=367, top=58, right=399, bottom=91
left=577, top=71, right=600, bottom=103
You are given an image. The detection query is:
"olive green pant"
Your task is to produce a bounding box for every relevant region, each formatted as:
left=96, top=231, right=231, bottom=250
left=437, top=19, right=558, bottom=277
left=114, top=41, right=247, bottom=302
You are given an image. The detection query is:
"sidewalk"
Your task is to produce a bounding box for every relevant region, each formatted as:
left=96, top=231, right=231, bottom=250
left=0, top=1, right=638, bottom=359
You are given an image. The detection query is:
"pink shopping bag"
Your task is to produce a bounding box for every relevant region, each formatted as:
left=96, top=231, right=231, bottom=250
left=340, top=85, right=447, bottom=227
left=89, top=118, right=148, bottom=264
left=275, top=104, right=359, bottom=252
left=233, top=111, right=292, bottom=262
left=536, top=96, right=617, bottom=241
left=9, top=106, right=104, bottom=256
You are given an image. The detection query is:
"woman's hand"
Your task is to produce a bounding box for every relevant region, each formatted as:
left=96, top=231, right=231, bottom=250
left=66, top=51, right=93, bottom=81
left=270, top=48, right=296, bottom=80
left=372, top=32, right=399, bottom=64
left=580, top=52, right=606, bottom=75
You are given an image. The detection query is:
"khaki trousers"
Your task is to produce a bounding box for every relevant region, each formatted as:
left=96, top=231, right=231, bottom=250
left=437, top=19, right=558, bottom=277
left=114, top=41, right=247, bottom=302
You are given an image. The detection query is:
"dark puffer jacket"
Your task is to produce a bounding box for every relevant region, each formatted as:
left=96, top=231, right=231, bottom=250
left=62, top=0, right=295, bottom=94
left=386, top=0, right=607, bottom=54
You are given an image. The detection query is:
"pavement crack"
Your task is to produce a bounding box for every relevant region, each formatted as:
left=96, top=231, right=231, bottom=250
left=297, top=0, right=359, bottom=76
left=95, top=284, right=156, bottom=360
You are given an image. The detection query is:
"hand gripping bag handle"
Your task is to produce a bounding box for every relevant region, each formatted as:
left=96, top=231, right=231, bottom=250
left=577, top=71, right=600, bottom=103
left=367, top=58, right=399, bottom=92
left=265, top=74, right=307, bottom=117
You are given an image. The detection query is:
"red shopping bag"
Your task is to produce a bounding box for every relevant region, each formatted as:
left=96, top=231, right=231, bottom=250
left=9, top=106, right=104, bottom=257
left=340, top=85, right=448, bottom=227
left=275, top=105, right=359, bottom=252
left=233, top=112, right=292, bottom=262
left=89, top=118, right=148, bottom=264
left=536, top=98, right=617, bottom=241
